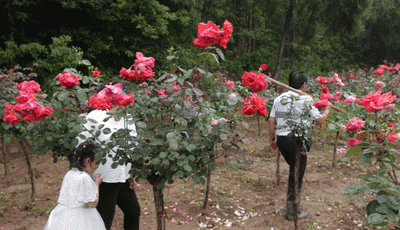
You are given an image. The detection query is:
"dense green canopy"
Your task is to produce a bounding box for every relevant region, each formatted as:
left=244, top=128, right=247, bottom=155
left=1, top=0, right=400, bottom=89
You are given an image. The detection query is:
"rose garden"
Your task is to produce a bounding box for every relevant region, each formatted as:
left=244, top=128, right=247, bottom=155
left=2, top=19, right=400, bottom=230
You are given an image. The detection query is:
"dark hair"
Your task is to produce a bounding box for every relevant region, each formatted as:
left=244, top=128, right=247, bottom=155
left=71, top=139, right=100, bottom=171
left=288, top=70, right=309, bottom=89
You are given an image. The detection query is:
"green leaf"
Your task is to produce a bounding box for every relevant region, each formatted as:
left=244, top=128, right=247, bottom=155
left=111, top=162, right=118, bottom=169
left=360, top=152, right=373, bottom=164
left=166, top=132, right=175, bottom=139
left=168, top=139, right=178, bottom=150
left=328, top=123, right=337, bottom=131
left=215, top=48, right=224, bottom=61
left=386, top=196, right=400, bottom=211
left=159, top=152, right=168, bottom=159
left=57, top=91, right=69, bottom=102
left=227, top=96, right=239, bottom=105
left=386, top=209, right=400, bottom=223
left=87, top=118, right=97, bottom=124
left=337, top=157, right=351, bottom=163
left=368, top=213, right=386, bottom=226
left=192, top=88, right=204, bottom=96
left=80, top=59, right=91, bottom=66
left=76, top=89, right=87, bottom=103
left=367, top=182, right=388, bottom=194
left=358, top=174, right=376, bottom=182
left=151, top=157, right=161, bottom=165
left=183, top=164, right=192, bottom=172
left=136, top=121, right=146, bottom=129
left=102, top=128, right=111, bottom=135
left=344, top=184, right=365, bottom=196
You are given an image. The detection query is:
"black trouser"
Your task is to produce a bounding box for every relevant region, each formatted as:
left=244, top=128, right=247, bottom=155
left=277, top=135, right=309, bottom=201
left=97, top=180, right=141, bottom=230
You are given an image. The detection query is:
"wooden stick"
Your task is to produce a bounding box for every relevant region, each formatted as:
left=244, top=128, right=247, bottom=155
left=265, top=75, right=346, bottom=113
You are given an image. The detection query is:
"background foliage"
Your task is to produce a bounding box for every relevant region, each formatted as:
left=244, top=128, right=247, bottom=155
left=2, top=0, right=400, bottom=92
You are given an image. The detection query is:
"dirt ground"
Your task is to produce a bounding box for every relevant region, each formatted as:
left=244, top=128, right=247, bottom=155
left=0, top=117, right=398, bottom=230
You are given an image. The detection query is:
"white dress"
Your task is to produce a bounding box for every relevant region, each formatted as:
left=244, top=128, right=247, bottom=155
left=44, top=168, right=106, bottom=230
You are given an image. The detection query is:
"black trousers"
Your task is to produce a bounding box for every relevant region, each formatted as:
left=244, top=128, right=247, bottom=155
left=277, top=135, right=309, bottom=201
left=97, top=180, right=141, bottom=230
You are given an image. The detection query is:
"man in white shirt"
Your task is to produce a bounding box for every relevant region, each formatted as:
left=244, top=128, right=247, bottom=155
left=268, top=71, right=332, bottom=220
left=77, top=95, right=140, bottom=229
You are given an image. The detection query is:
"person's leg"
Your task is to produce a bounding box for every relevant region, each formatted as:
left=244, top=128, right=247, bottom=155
left=97, top=182, right=122, bottom=230
left=277, top=136, right=308, bottom=219
left=116, top=180, right=141, bottom=230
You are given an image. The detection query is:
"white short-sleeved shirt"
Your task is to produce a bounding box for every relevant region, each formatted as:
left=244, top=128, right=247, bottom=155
left=76, top=110, right=137, bottom=183
left=270, top=91, right=322, bottom=136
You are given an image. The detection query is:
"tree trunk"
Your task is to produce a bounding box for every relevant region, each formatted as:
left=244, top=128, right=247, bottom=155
left=276, top=150, right=281, bottom=186
left=332, top=131, right=340, bottom=167
left=19, top=140, right=35, bottom=200
left=1, top=136, right=6, bottom=176
left=293, top=145, right=300, bottom=230
left=149, top=176, right=166, bottom=230
left=273, top=0, right=294, bottom=80
left=203, top=165, right=212, bottom=209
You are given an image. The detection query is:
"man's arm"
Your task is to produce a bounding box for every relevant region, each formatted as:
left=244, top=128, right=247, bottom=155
left=268, top=116, right=277, bottom=150
left=314, top=102, right=333, bottom=125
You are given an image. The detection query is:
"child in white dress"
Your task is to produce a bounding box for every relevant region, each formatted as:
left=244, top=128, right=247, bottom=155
left=44, top=140, right=106, bottom=230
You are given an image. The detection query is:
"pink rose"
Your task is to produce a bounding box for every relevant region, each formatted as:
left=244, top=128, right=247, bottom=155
left=18, top=80, right=41, bottom=93
left=225, top=80, right=235, bottom=90
left=348, top=137, right=362, bottom=146
left=374, top=81, right=386, bottom=89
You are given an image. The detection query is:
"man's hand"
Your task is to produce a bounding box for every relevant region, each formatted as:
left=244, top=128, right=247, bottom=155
left=130, top=181, right=139, bottom=190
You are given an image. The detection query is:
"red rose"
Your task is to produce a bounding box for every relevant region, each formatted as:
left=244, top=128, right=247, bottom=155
left=218, top=35, right=231, bottom=49
left=357, top=90, right=396, bottom=113
left=242, top=72, right=258, bottom=87
left=115, top=94, right=135, bottom=107
left=4, top=111, right=20, bottom=125
left=138, top=70, right=155, bottom=81
left=388, top=129, right=400, bottom=142
left=55, top=72, right=80, bottom=87
left=5, top=104, right=15, bottom=112
left=313, top=100, right=328, bottom=109
left=374, top=68, right=384, bottom=76
left=92, top=70, right=101, bottom=77
left=260, top=64, right=268, bottom=71
left=18, top=80, right=41, bottom=93
left=388, top=121, right=396, bottom=127
left=345, top=117, right=366, bottom=131
left=13, top=101, right=42, bottom=117
left=320, top=94, right=334, bottom=101
left=193, top=20, right=233, bottom=49
left=120, top=68, right=139, bottom=80
left=36, top=107, right=54, bottom=120
left=194, top=21, right=220, bottom=49
left=89, top=94, right=113, bottom=110
left=316, top=77, right=329, bottom=84
left=16, top=91, right=37, bottom=104
left=223, top=20, right=234, bottom=37
left=250, top=73, right=268, bottom=93
left=193, top=38, right=209, bottom=49
left=242, top=94, right=268, bottom=117
left=320, top=85, right=329, bottom=94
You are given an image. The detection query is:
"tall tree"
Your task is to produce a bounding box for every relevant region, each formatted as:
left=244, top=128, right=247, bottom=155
left=273, top=0, right=294, bottom=80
